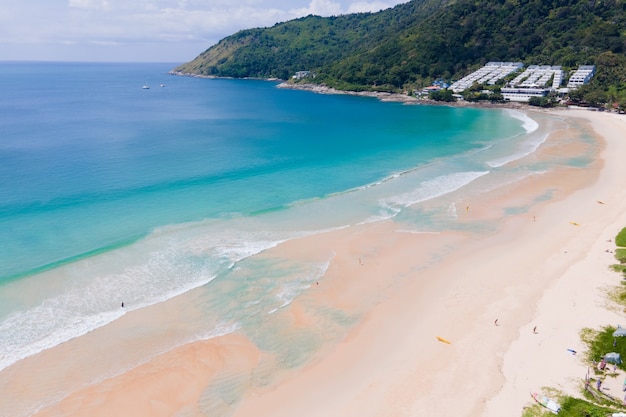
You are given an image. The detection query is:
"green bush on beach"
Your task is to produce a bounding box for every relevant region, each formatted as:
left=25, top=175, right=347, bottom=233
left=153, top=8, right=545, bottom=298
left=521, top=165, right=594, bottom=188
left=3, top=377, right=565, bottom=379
left=612, top=227, right=626, bottom=277
left=611, top=281, right=626, bottom=306
left=616, top=248, right=626, bottom=264
left=612, top=264, right=626, bottom=277
left=616, top=227, right=626, bottom=248
left=580, top=327, right=626, bottom=371
left=559, top=396, right=617, bottom=417
left=522, top=393, right=619, bottom=417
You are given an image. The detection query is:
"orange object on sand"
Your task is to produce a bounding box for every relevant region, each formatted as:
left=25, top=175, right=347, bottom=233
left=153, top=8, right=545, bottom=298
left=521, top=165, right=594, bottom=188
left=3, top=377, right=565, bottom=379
left=436, top=336, right=451, bottom=344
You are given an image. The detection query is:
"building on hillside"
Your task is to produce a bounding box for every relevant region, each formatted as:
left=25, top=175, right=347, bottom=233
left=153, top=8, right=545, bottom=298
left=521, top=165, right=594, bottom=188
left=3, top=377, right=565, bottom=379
left=500, top=87, right=549, bottom=102
left=432, top=79, right=450, bottom=89
left=566, top=65, right=596, bottom=89
left=293, top=71, right=311, bottom=80
left=440, top=62, right=595, bottom=102
left=507, top=65, right=564, bottom=88
left=502, top=65, right=564, bottom=102
left=414, top=79, right=451, bottom=96
left=415, top=85, right=443, bottom=97
left=449, top=62, right=523, bottom=93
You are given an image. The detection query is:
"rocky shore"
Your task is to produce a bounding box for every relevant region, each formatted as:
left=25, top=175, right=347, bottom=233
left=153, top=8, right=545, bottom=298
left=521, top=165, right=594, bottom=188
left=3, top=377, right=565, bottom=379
left=169, top=70, right=531, bottom=110
left=277, top=82, right=528, bottom=109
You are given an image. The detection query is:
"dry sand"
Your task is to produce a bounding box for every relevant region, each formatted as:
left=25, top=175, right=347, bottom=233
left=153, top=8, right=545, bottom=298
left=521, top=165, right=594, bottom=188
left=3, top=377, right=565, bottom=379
left=8, top=109, right=626, bottom=417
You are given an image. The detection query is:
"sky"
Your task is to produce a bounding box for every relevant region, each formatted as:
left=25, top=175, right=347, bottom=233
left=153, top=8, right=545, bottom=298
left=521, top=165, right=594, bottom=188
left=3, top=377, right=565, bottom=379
left=0, top=0, right=408, bottom=64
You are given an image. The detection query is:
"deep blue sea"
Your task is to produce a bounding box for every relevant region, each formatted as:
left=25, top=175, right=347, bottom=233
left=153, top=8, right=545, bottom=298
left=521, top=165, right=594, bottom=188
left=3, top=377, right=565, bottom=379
left=0, top=62, right=566, bottom=379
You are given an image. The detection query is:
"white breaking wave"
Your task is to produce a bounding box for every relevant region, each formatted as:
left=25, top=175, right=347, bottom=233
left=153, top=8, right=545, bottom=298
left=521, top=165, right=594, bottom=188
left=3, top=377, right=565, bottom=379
left=358, top=205, right=402, bottom=225
left=0, top=246, right=221, bottom=372
left=380, top=171, right=489, bottom=210
left=0, top=219, right=349, bottom=373
left=504, top=109, right=539, bottom=134
left=268, top=258, right=331, bottom=315
left=485, top=110, right=545, bottom=168
left=486, top=133, right=548, bottom=168
left=396, top=230, right=441, bottom=234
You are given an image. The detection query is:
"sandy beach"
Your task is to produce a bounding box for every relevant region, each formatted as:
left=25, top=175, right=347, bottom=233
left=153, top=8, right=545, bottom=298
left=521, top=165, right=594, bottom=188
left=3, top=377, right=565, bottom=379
left=231, top=109, right=626, bottom=417
left=4, top=108, right=626, bottom=417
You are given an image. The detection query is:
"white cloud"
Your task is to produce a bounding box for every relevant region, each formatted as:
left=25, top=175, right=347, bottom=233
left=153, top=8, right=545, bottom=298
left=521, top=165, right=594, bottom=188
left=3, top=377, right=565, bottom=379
left=68, top=0, right=110, bottom=10
left=289, top=0, right=402, bottom=17
left=0, top=0, right=409, bottom=61
left=346, top=1, right=398, bottom=14
left=290, top=0, right=342, bottom=16
left=131, top=6, right=291, bottom=42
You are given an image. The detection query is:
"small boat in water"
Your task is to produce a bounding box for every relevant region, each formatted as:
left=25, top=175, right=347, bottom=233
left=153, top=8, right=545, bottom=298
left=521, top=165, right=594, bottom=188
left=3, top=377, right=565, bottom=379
left=142, top=84, right=150, bottom=89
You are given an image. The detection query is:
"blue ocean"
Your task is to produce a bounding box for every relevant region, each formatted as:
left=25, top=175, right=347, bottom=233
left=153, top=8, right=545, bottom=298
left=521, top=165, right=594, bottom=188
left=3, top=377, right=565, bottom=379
left=0, top=62, right=579, bottom=399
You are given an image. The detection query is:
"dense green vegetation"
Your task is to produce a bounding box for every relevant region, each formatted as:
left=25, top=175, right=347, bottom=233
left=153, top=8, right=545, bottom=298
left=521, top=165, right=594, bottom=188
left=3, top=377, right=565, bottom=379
left=580, top=326, right=626, bottom=369
left=558, top=396, right=620, bottom=417
left=175, top=0, right=452, bottom=83
left=174, top=0, right=626, bottom=105
left=521, top=395, right=619, bottom=417
left=613, top=227, right=626, bottom=276
left=616, top=227, right=626, bottom=247
left=617, top=248, right=626, bottom=264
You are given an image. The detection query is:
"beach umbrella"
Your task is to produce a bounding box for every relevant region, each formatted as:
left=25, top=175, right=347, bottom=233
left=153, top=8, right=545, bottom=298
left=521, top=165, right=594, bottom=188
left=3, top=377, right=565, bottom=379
left=613, top=327, right=626, bottom=337
left=604, top=352, right=621, bottom=365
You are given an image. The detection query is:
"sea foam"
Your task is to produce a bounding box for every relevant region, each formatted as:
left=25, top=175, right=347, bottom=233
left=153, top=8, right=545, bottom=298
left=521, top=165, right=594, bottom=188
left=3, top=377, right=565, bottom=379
left=0, top=225, right=307, bottom=372
left=380, top=171, right=490, bottom=211
left=505, top=109, right=539, bottom=134
left=268, top=259, right=330, bottom=315
left=486, top=110, right=545, bottom=168
left=486, top=133, right=549, bottom=168
left=0, top=217, right=348, bottom=373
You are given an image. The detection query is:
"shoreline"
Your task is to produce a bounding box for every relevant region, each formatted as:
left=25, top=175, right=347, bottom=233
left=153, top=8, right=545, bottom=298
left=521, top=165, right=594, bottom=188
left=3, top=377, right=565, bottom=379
left=169, top=72, right=529, bottom=109
left=3, top=106, right=626, bottom=417
left=279, top=81, right=528, bottom=109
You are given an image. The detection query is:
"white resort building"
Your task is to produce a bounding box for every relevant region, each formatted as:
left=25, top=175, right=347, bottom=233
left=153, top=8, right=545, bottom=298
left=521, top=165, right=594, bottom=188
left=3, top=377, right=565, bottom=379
left=293, top=71, right=312, bottom=80
left=566, top=65, right=596, bottom=89
left=442, top=63, right=596, bottom=102
left=500, top=87, right=552, bottom=102
left=501, top=65, right=564, bottom=102
left=449, top=62, right=523, bottom=93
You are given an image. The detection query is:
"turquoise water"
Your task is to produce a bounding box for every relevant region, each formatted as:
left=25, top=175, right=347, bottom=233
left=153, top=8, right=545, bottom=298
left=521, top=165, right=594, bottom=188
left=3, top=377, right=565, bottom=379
left=0, top=62, right=563, bottom=379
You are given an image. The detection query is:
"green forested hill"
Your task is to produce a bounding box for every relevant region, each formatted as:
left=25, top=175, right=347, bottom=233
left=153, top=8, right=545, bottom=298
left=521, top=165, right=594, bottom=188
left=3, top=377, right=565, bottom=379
left=174, top=0, right=626, bottom=99
left=174, top=0, right=452, bottom=81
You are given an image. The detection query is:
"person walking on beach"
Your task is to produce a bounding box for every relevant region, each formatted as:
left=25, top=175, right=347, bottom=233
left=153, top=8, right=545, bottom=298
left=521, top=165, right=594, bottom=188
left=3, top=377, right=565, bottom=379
left=597, top=377, right=603, bottom=390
